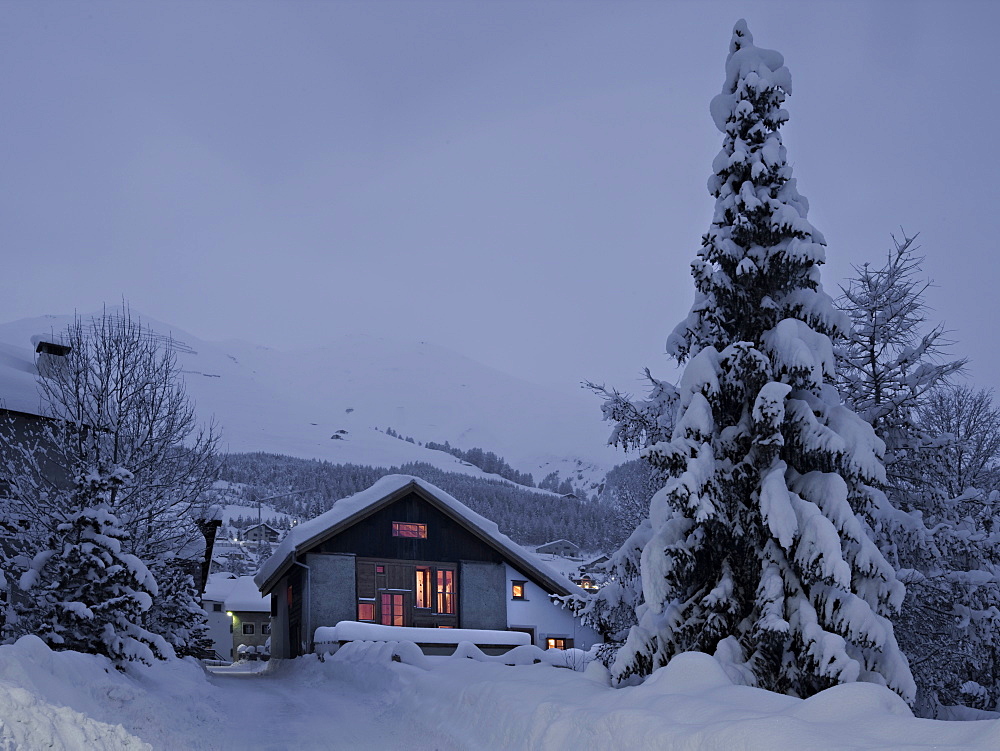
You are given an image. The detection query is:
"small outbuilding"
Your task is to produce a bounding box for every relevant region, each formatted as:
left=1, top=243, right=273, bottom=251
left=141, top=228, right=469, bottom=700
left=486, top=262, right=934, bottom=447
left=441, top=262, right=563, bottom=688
left=255, top=475, right=600, bottom=658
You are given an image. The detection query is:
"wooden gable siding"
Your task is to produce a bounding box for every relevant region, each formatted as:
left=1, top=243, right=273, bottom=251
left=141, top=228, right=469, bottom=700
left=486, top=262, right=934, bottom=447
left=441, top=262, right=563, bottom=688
left=314, top=491, right=504, bottom=565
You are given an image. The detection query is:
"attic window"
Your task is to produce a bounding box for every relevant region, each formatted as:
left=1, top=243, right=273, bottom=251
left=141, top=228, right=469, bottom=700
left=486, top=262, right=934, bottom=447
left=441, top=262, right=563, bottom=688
left=35, top=341, right=71, bottom=357
left=511, top=581, right=527, bottom=600
left=392, top=521, right=427, bottom=539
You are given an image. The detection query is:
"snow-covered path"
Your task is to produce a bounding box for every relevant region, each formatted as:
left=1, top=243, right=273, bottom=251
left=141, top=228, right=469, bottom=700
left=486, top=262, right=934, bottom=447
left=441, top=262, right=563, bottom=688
left=199, top=660, right=466, bottom=751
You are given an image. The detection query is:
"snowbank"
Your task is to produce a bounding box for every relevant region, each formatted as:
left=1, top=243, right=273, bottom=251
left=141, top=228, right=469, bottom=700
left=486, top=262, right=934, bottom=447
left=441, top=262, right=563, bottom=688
left=315, top=621, right=531, bottom=648
left=2, top=636, right=999, bottom=750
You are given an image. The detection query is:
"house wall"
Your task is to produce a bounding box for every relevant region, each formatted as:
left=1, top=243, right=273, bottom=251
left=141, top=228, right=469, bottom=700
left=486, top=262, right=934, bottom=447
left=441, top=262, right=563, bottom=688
left=457, top=560, right=505, bottom=630
left=504, top=564, right=601, bottom=650
left=202, top=598, right=233, bottom=661
left=306, top=552, right=356, bottom=634
left=271, top=575, right=291, bottom=660
left=231, top=609, right=270, bottom=658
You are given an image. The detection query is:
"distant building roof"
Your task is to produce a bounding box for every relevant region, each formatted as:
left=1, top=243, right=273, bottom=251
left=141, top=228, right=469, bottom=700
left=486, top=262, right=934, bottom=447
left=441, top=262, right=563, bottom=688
left=245, top=522, right=281, bottom=533
left=34, top=340, right=71, bottom=357
left=0, top=339, right=45, bottom=417
left=536, top=539, right=580, bottom=551
left=203, top=572, right=239, bottom=603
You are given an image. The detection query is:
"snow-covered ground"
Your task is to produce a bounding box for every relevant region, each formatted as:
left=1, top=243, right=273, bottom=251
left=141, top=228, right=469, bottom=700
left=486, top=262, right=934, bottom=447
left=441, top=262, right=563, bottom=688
left=2, top=636, right=998, bottom=750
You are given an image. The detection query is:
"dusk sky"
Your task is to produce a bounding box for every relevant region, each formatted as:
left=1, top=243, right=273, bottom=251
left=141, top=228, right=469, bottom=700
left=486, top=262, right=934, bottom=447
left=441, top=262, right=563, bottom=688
left=3, top=1, right=998, bottom=397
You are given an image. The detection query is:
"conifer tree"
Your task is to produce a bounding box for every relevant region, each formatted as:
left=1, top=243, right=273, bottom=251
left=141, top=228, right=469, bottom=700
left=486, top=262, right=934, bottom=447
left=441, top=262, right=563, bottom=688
left=15, top=465, right=170, bottom=666
left=143, top=558, right=213, bottom=658
left=610, top=21, right=915, bottom=702
left=837, top=233, right=966, bottom=500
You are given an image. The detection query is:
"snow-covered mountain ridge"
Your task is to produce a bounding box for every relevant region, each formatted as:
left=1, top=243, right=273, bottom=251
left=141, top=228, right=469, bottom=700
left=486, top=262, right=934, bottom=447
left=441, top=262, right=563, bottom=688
left=0, top=312, right=620, bottom=492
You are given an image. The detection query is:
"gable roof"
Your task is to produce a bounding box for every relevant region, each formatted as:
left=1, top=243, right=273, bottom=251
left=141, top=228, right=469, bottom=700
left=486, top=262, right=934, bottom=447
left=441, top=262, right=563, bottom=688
left=224, top=576, right=270, bottom=613
left=537, top=539, right=580, bottom=550
left=245, top=522, right=281, bottom=533
left=255, top=474, right=583, bottom=598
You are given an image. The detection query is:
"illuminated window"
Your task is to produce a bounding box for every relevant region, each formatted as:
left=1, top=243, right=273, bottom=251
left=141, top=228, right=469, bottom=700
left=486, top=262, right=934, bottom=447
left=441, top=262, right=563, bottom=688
left=392, top=521, right=427, bottom=538
left=381, top=593, right=404, bottom=626
left=511, top=581, right=526, bottom=600
left=243, top=623, right=255, bottom=635
left=436, top=569, right=455, bottom=614
left=415, top=567, right=432, bottom=608
left=357, top=601, right=375, bottom=621
left=546, top=637, right=573, bottom=650
left=376, top=565, right=384, bottom=574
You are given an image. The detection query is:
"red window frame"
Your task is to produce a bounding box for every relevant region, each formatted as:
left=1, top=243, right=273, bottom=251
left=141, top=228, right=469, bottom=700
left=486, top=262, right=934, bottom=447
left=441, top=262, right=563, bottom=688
left=392, top=521, right=427, bottom=539
left=380, top=593, right=405, bottom=626
left=436, top=569, right=455, bottom=614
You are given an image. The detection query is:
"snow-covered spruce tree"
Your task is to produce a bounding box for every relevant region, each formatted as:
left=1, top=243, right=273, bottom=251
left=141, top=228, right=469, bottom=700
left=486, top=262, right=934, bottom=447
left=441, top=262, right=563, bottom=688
left=561, top=373, right=678, bottom=659
left=609, top=21, right=915, bottom=701
left=15, top=465, right=170, bottom=666
left=143, top=558, right=212, bottom=658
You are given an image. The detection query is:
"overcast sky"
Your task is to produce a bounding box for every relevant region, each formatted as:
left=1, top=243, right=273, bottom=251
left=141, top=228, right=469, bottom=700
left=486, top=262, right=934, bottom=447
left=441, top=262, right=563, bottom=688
left=3, top=1, right=998, bottom=398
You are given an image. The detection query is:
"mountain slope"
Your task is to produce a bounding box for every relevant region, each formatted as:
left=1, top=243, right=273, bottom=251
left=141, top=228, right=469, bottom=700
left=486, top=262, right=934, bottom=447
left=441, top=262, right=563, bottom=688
left=0, top=312, right=620, bottom=490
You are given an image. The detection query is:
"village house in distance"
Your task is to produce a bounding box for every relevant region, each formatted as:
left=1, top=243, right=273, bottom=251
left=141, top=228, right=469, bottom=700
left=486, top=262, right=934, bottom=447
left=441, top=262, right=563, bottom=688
left=255, top=475, right=600, bottom=657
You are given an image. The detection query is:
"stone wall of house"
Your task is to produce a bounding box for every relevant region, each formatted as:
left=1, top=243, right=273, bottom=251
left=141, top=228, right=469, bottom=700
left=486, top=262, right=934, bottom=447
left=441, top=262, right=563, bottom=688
left=458, top=560, right=506, bottom=630
left=307, top=552, right=356, bottom=637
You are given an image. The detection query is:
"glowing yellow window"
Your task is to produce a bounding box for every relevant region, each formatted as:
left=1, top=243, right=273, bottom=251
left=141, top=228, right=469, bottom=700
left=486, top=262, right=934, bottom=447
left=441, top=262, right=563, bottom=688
left=415, top=567, right=432, bottom=608
left=511, top=581, right=526, bottom=600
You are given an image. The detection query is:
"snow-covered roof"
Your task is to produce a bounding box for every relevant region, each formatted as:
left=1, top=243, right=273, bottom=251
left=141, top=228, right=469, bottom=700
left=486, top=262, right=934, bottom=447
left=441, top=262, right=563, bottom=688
left=202, top=572, right=239, bottom=603
left=537, top=539, right=579, bottom=549
left=255, top=475, right=583, bottom=598
left=0, top=339, right=46, bottom=416
left=224, top=576, right=270, bottom=613
left=245, top=522, right=280, bottom=532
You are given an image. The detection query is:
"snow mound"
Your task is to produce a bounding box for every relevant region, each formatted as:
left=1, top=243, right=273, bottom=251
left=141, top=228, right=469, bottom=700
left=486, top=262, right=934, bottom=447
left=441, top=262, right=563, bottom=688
left=1, top=636, right=999, bottom=750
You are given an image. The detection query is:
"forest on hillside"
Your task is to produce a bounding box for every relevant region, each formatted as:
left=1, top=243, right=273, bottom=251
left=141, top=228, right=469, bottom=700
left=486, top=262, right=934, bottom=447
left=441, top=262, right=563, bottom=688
left=217, top=452, right=626, bottom=552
